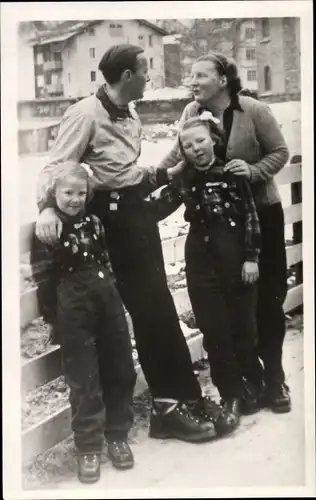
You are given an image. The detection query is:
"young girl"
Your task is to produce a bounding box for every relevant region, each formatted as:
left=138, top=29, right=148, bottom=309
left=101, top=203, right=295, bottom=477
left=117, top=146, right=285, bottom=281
left=30, top=161, right=136, bottom=484
left=152, top=115, right=264, bottom=425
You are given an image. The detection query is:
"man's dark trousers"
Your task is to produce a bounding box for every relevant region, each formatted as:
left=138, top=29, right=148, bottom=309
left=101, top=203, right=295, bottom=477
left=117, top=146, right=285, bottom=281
left=89, top=188, right=202, bottom=402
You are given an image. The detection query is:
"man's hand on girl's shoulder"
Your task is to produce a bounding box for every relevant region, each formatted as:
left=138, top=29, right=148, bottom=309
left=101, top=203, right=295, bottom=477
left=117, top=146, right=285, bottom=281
left=35, top=208, right=63, bottom=245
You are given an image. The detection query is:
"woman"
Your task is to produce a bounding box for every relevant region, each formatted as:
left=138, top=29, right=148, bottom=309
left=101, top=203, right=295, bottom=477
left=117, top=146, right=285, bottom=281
left=158, top=52, right=291, bottom=413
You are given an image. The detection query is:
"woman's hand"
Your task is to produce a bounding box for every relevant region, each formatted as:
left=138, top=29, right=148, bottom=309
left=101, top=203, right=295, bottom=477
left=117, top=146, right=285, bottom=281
left=167, top=160, right=186, bottom=180
left=35, top=208, right=62, bottom=245
left=242, top=261, right=259, bottom=285
left=224, top=159, right=251, bottom=179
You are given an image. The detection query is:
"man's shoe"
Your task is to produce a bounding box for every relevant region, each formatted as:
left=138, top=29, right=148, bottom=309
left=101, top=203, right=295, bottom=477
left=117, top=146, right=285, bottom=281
left=219, top=397, right=241, bottom=428
left=77, top=453, right=101, bottom=484
left=240, top=383, right=262, bottom=415
left=265, top=382, right=291, bottom=413
left=107, top=441, right=134, bottom=470
left=149, top=401, right=217, bottom=443
left=189, top=396, right=240, bottom=436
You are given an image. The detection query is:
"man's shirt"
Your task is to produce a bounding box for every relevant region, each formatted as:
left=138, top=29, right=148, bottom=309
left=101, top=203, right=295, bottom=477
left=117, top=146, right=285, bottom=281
left=37, top=88, right=150, bottom=212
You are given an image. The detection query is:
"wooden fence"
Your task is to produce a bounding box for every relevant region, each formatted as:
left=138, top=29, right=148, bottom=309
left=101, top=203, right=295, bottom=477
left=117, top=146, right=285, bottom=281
left=20, top=161, right=303, bottom=464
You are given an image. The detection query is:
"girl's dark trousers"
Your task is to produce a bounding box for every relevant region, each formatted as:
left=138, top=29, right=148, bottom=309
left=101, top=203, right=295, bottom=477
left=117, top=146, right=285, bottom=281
left=185, top=218, right=263, bottom=400
left=56, top=266, right=136, bottom=454
left=88, top=187, right=202, bottom=402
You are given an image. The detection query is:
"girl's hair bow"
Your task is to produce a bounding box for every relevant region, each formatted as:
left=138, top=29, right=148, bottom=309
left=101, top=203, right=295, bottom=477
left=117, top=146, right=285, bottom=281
left=199, top=110, right=220, bottom=125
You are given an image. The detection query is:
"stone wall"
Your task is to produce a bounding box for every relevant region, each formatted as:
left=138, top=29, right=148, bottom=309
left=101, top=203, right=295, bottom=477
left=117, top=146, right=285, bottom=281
left=18, top=96, right=193, bottom=125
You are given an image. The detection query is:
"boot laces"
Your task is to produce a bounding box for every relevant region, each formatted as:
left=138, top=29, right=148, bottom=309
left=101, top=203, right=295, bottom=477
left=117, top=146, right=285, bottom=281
left=177, top=403, right=202, bottom=424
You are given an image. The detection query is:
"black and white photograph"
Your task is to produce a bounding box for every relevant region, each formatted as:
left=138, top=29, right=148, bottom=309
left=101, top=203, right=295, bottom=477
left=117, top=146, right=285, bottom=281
left=2, top=1, right=315, bottom=498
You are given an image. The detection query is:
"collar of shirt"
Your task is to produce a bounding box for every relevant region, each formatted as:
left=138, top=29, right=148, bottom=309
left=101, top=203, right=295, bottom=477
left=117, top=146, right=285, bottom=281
left=96, top=85, right=133, bottom=121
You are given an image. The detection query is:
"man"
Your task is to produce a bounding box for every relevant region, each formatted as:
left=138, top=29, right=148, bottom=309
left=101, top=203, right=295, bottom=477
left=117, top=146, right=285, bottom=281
left=35, top=45, right=237, bottom=479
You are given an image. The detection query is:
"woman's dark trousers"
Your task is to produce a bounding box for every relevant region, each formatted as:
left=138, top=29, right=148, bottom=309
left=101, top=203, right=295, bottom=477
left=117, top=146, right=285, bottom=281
left=256, top=202, right=288, bottom=388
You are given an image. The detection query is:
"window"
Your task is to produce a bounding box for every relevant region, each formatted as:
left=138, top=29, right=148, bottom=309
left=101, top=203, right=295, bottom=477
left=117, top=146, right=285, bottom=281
left=36, top=52, right=43, bottom=65
left=109, top=23, right=123, bottom=36
left=264, top=66, right=272, bottom=91
left=149, top=35, right=153, bottom=47
left=51, top=73, right=58, bottom=85
left=89, top=48, right=95, bottom=58
left=36, top=74, right=44, bottom=87
left=245, top=27, right=255, bottom=39
left=247, top=70, right=257, bottom=81
left=150, top=57, right=154, bottom=69
left=138, top=35, right=144, bottom=40
left=88, top=27, right=95, bottom=36
left=53, top=51, right=62, bottom=61
left=68, top=73, right=71, bottom=83
left=44, top=72, right=52, bottom=85
left=246, top=48, right=256, bottom=60
left=90, top=71, right=96, bottom=82
left=261, top=18, right=270, bottom=38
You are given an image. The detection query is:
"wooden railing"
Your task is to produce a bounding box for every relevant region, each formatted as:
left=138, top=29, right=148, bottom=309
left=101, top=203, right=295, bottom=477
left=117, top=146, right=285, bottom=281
left=20, top=161, right=303, bottom=463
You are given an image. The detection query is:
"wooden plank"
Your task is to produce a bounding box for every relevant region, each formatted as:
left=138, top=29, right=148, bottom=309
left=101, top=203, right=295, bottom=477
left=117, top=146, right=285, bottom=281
left=174, top=234, right=187, bottom=262
left=21, top=346, right=62, bottom=397
left=162, top=237, right=176, bottom=265
left=20, top=288, right=39, bottom=328
left=172, top=287, right=191, bottom=316
left=286, top=243, right=302, bottom=267
left=284, top=203, right=302, bottom=226
left=283, top=284, right=303, bottom=313
left=275, top=164, right=302, bottom=186
left=20, top=222, right=35, bottom=255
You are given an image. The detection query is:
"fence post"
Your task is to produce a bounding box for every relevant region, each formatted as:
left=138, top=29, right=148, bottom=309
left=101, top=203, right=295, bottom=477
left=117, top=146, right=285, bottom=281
left=290, top=156, right=303, bottom=286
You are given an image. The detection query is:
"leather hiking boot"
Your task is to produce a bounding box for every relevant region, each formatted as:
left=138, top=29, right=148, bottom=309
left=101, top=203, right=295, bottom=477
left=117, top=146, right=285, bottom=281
left=77, top=453, right=101, bottom=484
left=220, top=397, right=241, bottom=428
left=189, top=396, right=239, bottom=436
left=265, top=382, right=291, bottom=413
left=149, top=401, right=217, bottom=443
left=107, top=441, right=134, bottom=470
left=240, top=382, right=262, bottom=416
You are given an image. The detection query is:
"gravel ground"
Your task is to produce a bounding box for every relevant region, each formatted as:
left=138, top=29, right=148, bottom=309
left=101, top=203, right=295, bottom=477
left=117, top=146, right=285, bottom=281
left=21, top=313, right=305, bottom=491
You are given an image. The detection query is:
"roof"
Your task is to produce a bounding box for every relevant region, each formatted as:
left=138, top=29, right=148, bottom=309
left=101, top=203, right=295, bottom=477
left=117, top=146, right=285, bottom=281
left=137, top=19, right=168, bottom=36
left=29, top=19, right=168, bottom=46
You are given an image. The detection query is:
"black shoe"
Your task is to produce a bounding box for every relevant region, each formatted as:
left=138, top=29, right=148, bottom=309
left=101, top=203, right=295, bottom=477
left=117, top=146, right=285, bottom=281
left=220, top=397, right=241, bottom=428
left=107, top=440, right=134, bottom=470
left=189, top=396, right=240, bottom=436
left=265, top=382, right=291, bottom=413
left=240, top=382, right=262, bottom=415
left=77, top=453, right=101, bottom=484
left=149, top=401, right=217, bottom=443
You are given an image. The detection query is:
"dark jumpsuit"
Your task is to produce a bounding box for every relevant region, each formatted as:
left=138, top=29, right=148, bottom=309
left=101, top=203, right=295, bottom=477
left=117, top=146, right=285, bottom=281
left=154, top=164, right=264, bottom=400
left=31, top=210, right=136, bottom=453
